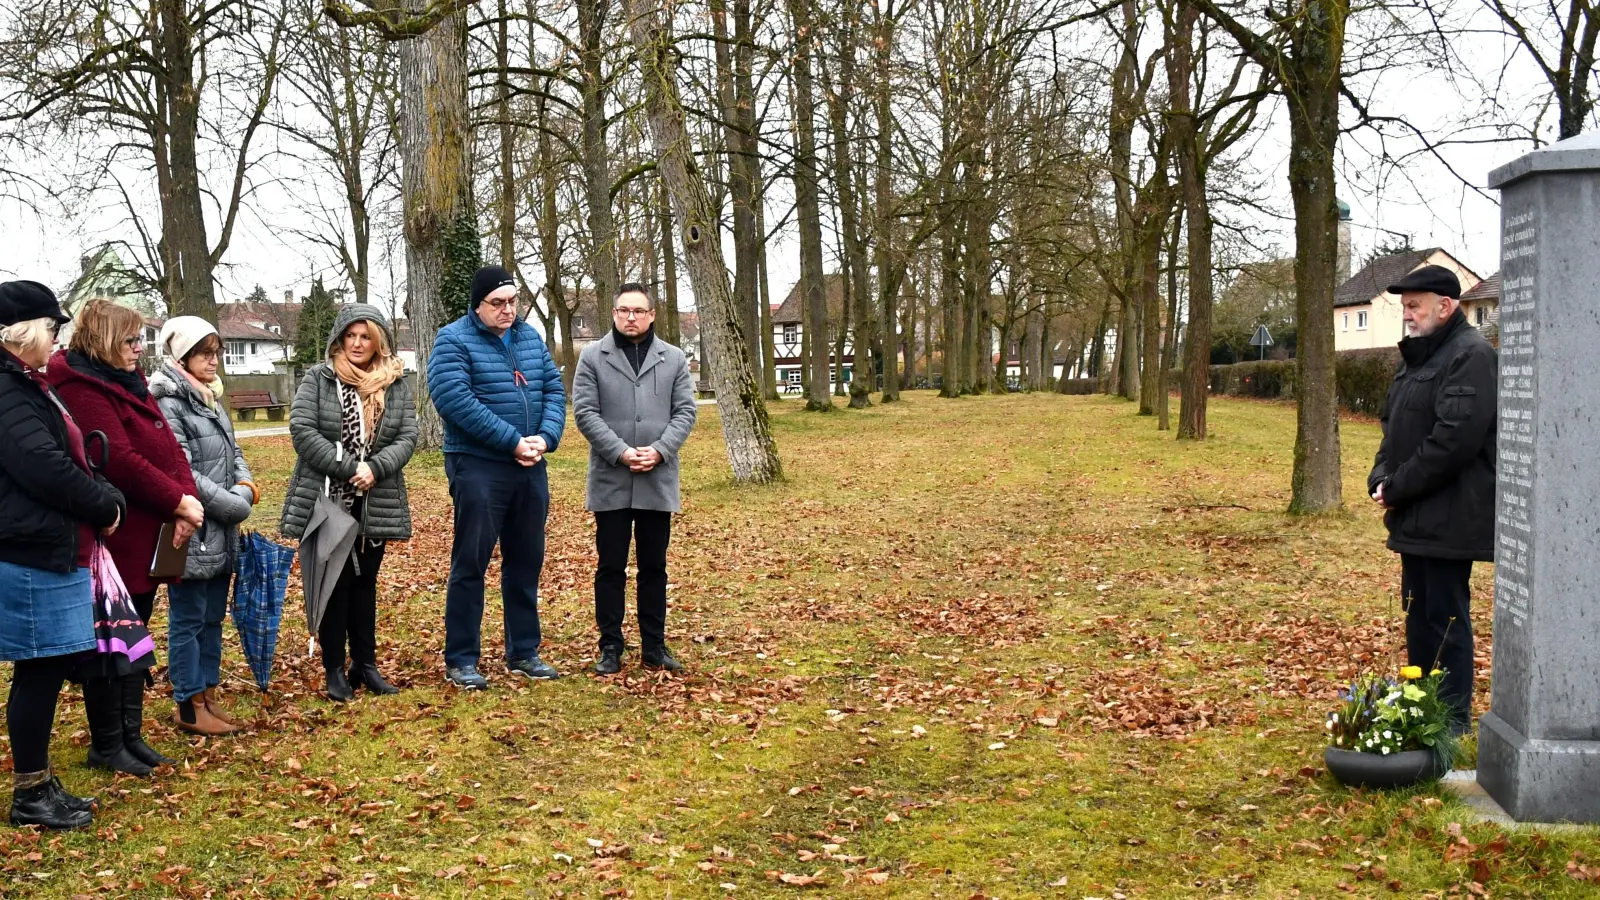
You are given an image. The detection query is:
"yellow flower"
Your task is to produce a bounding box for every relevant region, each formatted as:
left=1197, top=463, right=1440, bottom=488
left=1400, top=666, right=1423, bottom=680
left=1430, top=669, right=1443, bottom=676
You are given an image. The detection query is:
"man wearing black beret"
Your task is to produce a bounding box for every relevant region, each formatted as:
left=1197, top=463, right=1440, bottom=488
left=1366, top=264, right=1498, bottom=732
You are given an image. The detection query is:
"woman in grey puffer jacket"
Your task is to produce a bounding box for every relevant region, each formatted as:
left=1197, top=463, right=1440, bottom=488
left=280, top=304, right=416, bottom=702
left=150, top=317, right=256, bottom=737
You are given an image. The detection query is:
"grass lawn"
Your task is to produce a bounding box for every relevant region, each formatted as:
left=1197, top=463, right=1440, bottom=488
left=5, top=391, right=1596, bottom=898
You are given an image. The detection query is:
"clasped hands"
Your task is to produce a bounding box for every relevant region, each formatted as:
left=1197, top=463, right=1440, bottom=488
left=620, top=446, right=661, bottom=473
left=514, top=435, right=548, bottom=467
left=171, top=493, right=205, bottom=546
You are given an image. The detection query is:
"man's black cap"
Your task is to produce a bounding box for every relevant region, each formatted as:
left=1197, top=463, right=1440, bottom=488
left=0, top=280, right=69, bottom=327
left=471, top=266, right=517, bottom=309
left=1387, top=265, right=1462, bottom=299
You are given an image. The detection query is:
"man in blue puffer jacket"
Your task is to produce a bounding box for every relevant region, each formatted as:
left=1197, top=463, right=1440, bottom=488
left=428, top=266, right=567, bottom=690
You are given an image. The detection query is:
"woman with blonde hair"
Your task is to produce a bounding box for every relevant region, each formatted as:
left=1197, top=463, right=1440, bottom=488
left=0, top=282, right=125, bottom=828
left=47, top=298, right=201, bottom=772
left=151, top=316, right=257, bottom=735
left=280, top=304, right=417, bottom=702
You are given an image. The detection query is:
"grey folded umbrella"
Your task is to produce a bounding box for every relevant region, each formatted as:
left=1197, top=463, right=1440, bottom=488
left=300, top=491, right=359, bottom=644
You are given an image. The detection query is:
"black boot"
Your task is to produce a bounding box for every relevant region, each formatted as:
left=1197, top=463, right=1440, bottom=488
left=120, top=675, right=174, bottom=768
left=350, top=664, right=399, bottom=695
left=83, top=678, right=153, bottom=777
left=10, top=777, right=92, bottom=830
left=325, top=667, right=354, bottom=702
left=47, top=775, right=96, bottom=813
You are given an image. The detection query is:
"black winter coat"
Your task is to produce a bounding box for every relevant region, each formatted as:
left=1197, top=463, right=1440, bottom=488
left=1367, top=311, right=1498, bottom=561
left=0, top=350, right=125, bottom=573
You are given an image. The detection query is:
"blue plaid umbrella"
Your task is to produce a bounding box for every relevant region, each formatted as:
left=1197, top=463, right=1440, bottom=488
left=232, top=530, right=296, bottom=691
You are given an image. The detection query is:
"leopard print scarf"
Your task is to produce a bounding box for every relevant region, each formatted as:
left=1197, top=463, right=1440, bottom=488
left=328, top=381, right=372, bottom=513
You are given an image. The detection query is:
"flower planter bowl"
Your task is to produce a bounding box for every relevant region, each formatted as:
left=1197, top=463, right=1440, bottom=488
left=1324, top=747, right=1448, bottom=790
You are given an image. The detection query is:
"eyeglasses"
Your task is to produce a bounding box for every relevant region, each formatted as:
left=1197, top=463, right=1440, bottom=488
left=614, top=308, right=653, bottom=319
left=481, top=297, right=517, bottom=311
left=123, top=335, right=144, bottom=348
left=192, top=350, right=219, bottom=361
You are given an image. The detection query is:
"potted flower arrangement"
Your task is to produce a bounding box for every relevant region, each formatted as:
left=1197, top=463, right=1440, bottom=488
left=1324, top=666, right=1463, bottom=789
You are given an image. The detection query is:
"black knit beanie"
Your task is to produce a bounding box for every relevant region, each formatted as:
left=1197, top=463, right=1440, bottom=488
left=471, top=266, right=517, bottom=309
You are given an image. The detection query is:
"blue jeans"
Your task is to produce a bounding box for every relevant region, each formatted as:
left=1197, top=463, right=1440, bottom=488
left=167, top=575, right=230, bottom=703
left=443, top=453, right=549, bottom=669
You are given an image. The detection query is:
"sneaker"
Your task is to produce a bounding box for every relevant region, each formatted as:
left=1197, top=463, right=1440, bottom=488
left=641, top=647, right=683, bottom=673
left=446, top=666, right=489, bottom=691
left=593, top=647, right=623, bottom=676
left=507, top=656, right=560, bottom=680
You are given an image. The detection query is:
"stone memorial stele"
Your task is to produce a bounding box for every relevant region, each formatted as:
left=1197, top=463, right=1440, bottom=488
left=1479, top=132, right=1600, bottom=823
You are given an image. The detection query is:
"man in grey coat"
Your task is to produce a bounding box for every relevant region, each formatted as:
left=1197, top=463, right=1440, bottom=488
left=572, top=283, right=697, bottom=674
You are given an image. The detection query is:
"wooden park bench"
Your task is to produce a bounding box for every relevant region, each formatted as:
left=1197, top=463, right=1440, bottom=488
left=229, top=389, right=286, bottom=422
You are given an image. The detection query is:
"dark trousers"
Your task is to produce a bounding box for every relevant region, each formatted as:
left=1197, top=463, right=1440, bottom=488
left=7, top=654, right=76, bottom=773
left=1401, top=554, right=1475, bottom=722
left=319, top=540, right=387, bottom=671
left=444, top=453, right=549, bottom=669
left=595, top=509, right=672, bottom=653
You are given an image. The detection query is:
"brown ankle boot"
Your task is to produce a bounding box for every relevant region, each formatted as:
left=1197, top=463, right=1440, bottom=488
left=202, top=688, right=243, bottom=728
left=175, top=698, right=239, bottom=736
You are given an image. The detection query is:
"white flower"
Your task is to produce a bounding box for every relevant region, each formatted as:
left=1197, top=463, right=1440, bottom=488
left=1383, top=731, right=1392, bottom=739
left=1381, top=746, right=1391, bottom=755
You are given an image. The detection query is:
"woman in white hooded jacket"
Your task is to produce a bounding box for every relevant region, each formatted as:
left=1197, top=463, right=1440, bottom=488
left=150, top=317, right=256, bottom=737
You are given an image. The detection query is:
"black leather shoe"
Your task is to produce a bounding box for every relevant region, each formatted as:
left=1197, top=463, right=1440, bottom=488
left=593, top=648, right=623, bottom=676
left=507, top=655, right=560, bottom=680
left=351, top=664, right=400, bottom=695
left=10, top=782, right=92, bottom=830
left=325, top=667, right=354, bottom=702
left=641, top=647, right=683, bottom=673
left=48, top=776, right=95, bottom=813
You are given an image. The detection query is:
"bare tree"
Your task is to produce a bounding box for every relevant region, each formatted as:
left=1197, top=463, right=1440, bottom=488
left=1, top=0, right=283, bottom=319
left=277, top=0, right=399, bottom=304
left=628, top=0, right=782, bottom=483
left=1187, top=0, right=1348, bottom=513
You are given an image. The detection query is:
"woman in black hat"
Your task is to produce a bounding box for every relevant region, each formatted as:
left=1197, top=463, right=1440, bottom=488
left=0, top=281, right=126, bottom=829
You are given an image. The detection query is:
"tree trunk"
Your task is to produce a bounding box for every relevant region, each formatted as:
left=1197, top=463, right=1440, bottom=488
left=823, top=10, right=875, bottom=409
left=939, top=233, right=962, bottom=398
left=1286, top=72, right=1343, bottom=513
left=578, top=0, right=619, bottom=320
left=756, top=189, right=779, bottom=399
left=1171, top=3, right=1214, bottom=441
left=153, top=0, right=216, bottom=320
left=658, top=178, right=682, bottom=347
left=1158, top=208, right=1182, bottom=430
left=1137, top=173, right=1167, bottom=415
left=790, top=0, right=832, bottom=413
left=629, top=0, right=782, bottom=482
left=712, top=0, right=763, bottom=373
left=396, top=4, right=472, bottom=449
left=874, top=1, right=900, bottom=402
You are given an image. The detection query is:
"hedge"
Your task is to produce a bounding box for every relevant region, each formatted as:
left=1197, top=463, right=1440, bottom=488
left=1203, top=347, right=1401, bottom=416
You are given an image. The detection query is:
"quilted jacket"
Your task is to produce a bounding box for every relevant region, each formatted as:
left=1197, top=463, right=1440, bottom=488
left=280, top=305, right=419, bottom=541
left=150, top=365, right=254, bottom=580
left=426, top=311, right=565, bottom=461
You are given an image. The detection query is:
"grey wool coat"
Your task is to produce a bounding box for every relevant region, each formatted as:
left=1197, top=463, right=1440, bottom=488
left=573, top=331, right=697, bottom=513
left=279, top=305, right=419, bottom=541
left=150, top=365, right=255, bottom=580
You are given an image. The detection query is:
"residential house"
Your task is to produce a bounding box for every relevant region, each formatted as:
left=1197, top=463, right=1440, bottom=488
left=217, top=297, right=296, bottom=375
left=1459, top=273, right=1501, bottom=331
left=60, top=245, right=160, bottom=319
left=773, top=274, right=854, bottom=392
left=1334, top=248, right=1481, bottom=351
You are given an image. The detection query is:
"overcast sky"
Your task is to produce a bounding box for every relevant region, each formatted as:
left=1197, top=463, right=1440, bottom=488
left=0, top=13, right=1551, bottom=312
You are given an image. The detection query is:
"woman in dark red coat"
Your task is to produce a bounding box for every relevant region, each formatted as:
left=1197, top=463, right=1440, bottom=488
left=47, top=300, right=202, bottom=775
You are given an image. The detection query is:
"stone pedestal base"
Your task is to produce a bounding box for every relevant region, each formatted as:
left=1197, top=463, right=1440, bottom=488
left=1478, top=712, right=1600, bottom=824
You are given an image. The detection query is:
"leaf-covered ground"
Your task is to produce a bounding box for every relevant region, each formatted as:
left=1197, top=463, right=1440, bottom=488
left=5, top=392, right=1597, bottom=898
